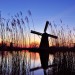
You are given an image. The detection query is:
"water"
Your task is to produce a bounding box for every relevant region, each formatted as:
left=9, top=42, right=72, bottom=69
left=0, top=51, right=75, bottom=75
left=53, top=52, right=75, bottom=75
left=0, top=51, right=43, bottom=75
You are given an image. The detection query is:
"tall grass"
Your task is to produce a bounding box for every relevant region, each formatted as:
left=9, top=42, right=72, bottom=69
left=48, top=20, right=75, bottom=47
left=0, top=11, right=75, bottom=48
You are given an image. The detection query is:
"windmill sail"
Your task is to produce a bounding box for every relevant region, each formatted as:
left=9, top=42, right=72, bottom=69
left=31, top=30, right=42, bottom=35
left=47, top=34, right=58, bottom=39
left=44, top=21, right=49, bottom=33
left=30, top=64, right=57, bottom=71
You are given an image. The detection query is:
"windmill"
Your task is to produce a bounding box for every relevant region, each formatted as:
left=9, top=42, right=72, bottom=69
left=30, top=21, right=58, bottom=75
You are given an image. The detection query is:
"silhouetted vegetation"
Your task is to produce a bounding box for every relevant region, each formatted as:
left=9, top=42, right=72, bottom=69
left=0, top=11, right=75, bottom=75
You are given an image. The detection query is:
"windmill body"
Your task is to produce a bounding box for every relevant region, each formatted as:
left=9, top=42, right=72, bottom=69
left=31, top=21, right=58, bottom=72
left=39, top=33, right=49, bottom=70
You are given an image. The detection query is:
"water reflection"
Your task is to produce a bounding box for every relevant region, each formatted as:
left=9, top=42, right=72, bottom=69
left=53, top=52, right=75, bottom=75
left=0, top=51, right=29, bottom=75
left=0, top=51, right=75, bottom=75
left=0, top=51, right=53, bottom=75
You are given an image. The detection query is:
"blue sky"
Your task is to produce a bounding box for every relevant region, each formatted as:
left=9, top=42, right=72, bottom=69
left=0, top=0, right=75, bottom=32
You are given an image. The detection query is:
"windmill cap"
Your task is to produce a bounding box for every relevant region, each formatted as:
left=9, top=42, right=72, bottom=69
left=46, top=21, right=49, bottom=24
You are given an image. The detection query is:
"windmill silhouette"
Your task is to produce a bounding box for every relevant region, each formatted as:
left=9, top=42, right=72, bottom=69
left=31, top=21, right=58, bottom=75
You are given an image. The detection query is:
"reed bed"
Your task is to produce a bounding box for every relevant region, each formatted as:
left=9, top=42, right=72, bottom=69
left=0, top=11, right=75, bottom=48
left=48, top=20, right=75, bottom=47
left=0, top=11, right=75, bottom=75
left=0, top=10, right=36, bottom=48
left=0, top=10, right=36, bottom=75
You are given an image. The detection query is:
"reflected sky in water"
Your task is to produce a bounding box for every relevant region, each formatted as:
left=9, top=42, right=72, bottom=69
left=0, top=51, right=75, bottom=75
left=0, top=51, right=53, bottom=75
